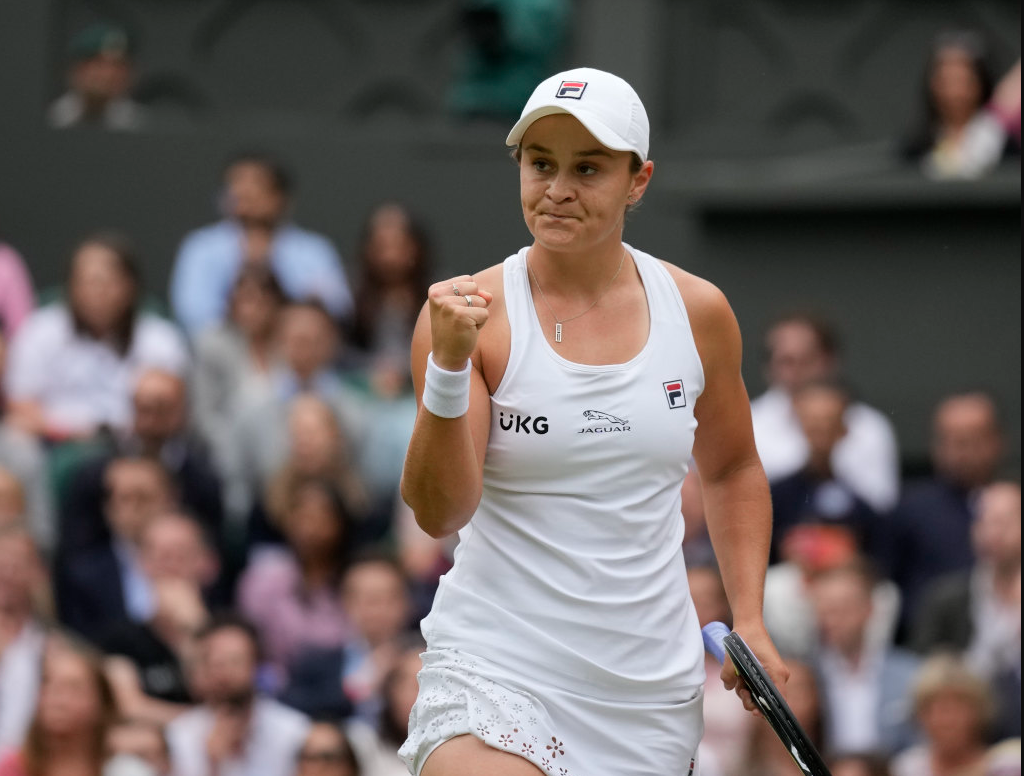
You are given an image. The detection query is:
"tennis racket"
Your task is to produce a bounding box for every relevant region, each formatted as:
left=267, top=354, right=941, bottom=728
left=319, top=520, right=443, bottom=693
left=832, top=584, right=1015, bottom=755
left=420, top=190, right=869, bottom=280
left=702, top=621, right=832, bottom=776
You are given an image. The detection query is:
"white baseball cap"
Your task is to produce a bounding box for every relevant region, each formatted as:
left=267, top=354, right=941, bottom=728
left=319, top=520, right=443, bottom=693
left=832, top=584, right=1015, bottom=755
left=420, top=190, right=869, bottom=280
left=505, top=67, right=650, bottom=161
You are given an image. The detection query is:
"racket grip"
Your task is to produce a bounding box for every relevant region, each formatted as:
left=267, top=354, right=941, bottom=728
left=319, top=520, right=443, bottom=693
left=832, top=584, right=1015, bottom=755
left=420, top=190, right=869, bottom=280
left=702, top=621, right=731, bottom=665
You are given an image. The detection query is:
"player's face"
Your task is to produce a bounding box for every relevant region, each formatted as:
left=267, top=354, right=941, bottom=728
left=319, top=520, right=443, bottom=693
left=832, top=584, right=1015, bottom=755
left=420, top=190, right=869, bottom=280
left=519, top=114, right=650, bottom=255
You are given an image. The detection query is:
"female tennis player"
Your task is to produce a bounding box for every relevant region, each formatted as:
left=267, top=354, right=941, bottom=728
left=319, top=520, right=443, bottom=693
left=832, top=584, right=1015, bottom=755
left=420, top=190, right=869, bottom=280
left=398, top=67, right=786, bottom=776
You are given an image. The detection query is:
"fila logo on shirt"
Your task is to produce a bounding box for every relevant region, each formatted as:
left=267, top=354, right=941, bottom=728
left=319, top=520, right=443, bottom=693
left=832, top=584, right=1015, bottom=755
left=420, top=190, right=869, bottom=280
left=556, top=80, right=587, bottom=99
left=663, top=379, right=687, bottom=409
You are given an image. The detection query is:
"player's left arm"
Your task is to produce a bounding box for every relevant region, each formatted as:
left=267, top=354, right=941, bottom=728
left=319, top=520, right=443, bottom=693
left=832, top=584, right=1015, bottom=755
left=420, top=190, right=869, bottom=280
left=676, top=267, right=789, bottom=712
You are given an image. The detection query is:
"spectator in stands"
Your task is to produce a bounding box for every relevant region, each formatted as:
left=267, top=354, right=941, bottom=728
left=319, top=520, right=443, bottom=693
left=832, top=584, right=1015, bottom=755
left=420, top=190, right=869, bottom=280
left=226, top=303, right=366, bottom=523
left=0, top=330, right=54, bottom=553
left=912, top=480, right=1021, bottom=740
left=296, top=722, right=361, bottom=776
left=902, top=31, right=1019, bottom=179
left=688, top=563, right=754, bottom=776
left=0, top=634, right=118, bottom=776
left=0, top=243, right=35, bottom=337
left=170, top=152, right=353, bottom=337
left=58, top=456, right=176, bottom=643
left=347, top=202, right=431, bottom=391
left=192, top=264, right=285, bottom=471
left=106, top=719, right=171, bottom=776
left=0, top=526, right=49, bottom=752
left=828, top=753, right=893, bottom=776
left=770, top=380, right=882, bottom=563
left=4, top=232, right=188, bottom=442
left=809, top=559, right=919, bottom=756
left=101, top=512, right=220, bottom=726
left=282, top=554, right=413, bottom=729
left=165, top=614, right=310, bottom=776
left=48, top=22, right=146, bottom=131
left=238, top=478, right=353, bottom=684
left=60, top=368, right=224, bottom=562
left=891, top=655, right=997, bottom=776
left=346, top=637, right=424, bottom=776
left=448, top=0, right=569, bottom=121
left=888, top=391, right=1005, bottom=630
left=750, top=312, right=899, bottom=514
left=764, top=524, right=903, bottom=662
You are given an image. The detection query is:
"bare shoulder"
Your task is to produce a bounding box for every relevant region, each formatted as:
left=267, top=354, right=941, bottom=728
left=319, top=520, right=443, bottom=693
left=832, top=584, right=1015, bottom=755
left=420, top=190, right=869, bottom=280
left=657, top=260, right=738, bottom=340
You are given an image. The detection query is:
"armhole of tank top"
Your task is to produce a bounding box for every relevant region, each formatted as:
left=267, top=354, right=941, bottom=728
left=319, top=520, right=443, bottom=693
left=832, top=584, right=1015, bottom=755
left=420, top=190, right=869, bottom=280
left=489, top=251, right=528, bottom=402
left=647, top=255, right=707, bottom=398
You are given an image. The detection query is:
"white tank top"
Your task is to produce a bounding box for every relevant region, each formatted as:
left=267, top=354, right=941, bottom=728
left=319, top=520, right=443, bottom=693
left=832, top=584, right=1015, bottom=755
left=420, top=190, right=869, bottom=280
left=422, top=244, right=707, bottom=700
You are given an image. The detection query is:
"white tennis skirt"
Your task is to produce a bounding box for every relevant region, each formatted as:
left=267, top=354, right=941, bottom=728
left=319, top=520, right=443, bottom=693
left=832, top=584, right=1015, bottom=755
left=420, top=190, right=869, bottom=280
left=398, top=648, right=704, bottom=776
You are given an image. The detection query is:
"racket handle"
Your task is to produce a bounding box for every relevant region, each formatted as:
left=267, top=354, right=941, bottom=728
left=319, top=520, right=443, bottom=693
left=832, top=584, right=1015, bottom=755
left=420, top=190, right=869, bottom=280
left=702, top=621, right=731, bottom=665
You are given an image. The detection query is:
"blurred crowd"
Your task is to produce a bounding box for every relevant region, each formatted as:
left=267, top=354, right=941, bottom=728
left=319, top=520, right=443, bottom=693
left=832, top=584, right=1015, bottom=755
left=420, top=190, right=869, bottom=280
left=0, top=14, right=1020, bottom=776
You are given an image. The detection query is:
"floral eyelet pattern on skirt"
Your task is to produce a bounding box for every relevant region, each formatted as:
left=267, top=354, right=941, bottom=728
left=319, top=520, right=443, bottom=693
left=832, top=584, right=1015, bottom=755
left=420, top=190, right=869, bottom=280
left=399, top=648, right=704, bottom=776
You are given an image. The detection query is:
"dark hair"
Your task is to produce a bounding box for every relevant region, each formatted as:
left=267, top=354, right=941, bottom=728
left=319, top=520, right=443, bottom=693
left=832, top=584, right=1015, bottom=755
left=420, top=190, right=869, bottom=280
left=67, top=230, right=141, bottom=356
left=230, top=263, right=287, bottom=306
left=904, top=30, right=998, bottom=158
left=24, top=633, right=118, bottom=776
left=377, top=632, right=426, bottom=745
left=280, top=476, right=356, bottom=570
left=300, top=721, right=362, bottom=775
left=222, top=151, right=293, bottom=197
left=350, top=202, right=433, bottom=352
left=764, top=311, right=841, bottom=361
left=196, top=611, right=264, bottom=664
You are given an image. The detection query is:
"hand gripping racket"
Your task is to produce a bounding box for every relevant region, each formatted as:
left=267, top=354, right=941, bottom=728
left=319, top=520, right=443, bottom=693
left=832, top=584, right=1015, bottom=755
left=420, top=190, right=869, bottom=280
left=702, top=622, right=831, bottom=776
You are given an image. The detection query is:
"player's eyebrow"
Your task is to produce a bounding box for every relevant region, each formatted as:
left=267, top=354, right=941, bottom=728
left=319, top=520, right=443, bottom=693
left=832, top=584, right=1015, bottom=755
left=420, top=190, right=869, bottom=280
left=524, top=143, right=614, bottom=159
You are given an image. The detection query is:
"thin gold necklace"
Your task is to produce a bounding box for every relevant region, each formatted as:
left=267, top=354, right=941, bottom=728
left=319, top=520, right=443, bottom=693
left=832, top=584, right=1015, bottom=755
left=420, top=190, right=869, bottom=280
left=526, top=248, right=627, bottom=343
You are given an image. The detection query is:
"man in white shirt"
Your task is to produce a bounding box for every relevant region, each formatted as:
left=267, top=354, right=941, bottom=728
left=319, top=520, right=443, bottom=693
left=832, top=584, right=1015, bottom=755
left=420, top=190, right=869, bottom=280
left=166, top=614, right=310, bottom=776
left=0, top=525, right=47, bottom=750
left=810, top=560, right=919, bottom=755
left=750, top=313, right=900, bottom=513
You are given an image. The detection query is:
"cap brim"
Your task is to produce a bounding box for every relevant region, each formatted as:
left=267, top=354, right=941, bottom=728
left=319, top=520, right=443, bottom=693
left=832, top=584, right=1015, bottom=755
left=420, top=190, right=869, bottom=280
left=505, top=105, right=638, bottom=157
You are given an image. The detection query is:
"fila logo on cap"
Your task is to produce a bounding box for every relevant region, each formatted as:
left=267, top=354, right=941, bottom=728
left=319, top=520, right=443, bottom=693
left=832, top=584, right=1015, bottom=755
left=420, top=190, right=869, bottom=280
left=663, top=380, right=687, bottom=409
left=556, top=80, right=587, bottom=99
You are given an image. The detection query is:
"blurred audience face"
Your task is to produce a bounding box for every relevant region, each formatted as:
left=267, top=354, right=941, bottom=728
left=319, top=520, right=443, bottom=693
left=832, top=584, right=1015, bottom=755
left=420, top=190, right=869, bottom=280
left=279, top=304, right=338, bottom=380
left=283, top=482, right=345, bottom=561
left=197, top=625, right=258, bottom=706
left=342, top=560, right=411, bottom=647
left=686, top=565, right=730, bottom=627
left=287, top=396, right=341, bottom=473
left=793, top=384, right=847, bottom=470
left=107, top=719, right=171, bottom=776
left=0, top=467, right=26, bottom=527
left=229, top=267, right=283, bottom=339
left=138, top=513, right=215, bottom=586
left=972, top=482, right=1021, bottom=568
left=295, top=722, right=359, bottom=776
left=765, top=320, right=834, bottom=394
left=132, top=369, right=188, bottom=447
left=919, top=689, right=986, bottom=757
left=104, top=458, right=175, bottom=543
left=224, top=161, right=286, bottom=226
left=811, top=567, right=872, bottom=656
left=69, top=240, right=136, bottom=336
left=931, top=393, right=1002, bottom=488
left=36, top=640, right=110, bottom=740
left=364, top=204, right=419, bottom=284
left=0, top=528, right=43, bottom=615
left=930, top=45, right=985, bottom=127
left=72, top=51, right=132, bottom=107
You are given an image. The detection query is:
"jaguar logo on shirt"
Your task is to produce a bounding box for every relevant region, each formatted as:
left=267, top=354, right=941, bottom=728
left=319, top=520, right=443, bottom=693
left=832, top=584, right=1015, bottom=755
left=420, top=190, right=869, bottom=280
left=578, top=409, right=631, bottom=434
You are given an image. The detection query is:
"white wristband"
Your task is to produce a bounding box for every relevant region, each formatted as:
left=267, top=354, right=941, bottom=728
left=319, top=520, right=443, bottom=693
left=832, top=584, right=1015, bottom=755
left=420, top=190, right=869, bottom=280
left=423, top=352, right=472, bottom=418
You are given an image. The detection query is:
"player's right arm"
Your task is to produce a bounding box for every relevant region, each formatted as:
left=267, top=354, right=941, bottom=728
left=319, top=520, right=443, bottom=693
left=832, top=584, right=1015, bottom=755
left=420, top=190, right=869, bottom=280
left=401, top=276, right=493, bottom=538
